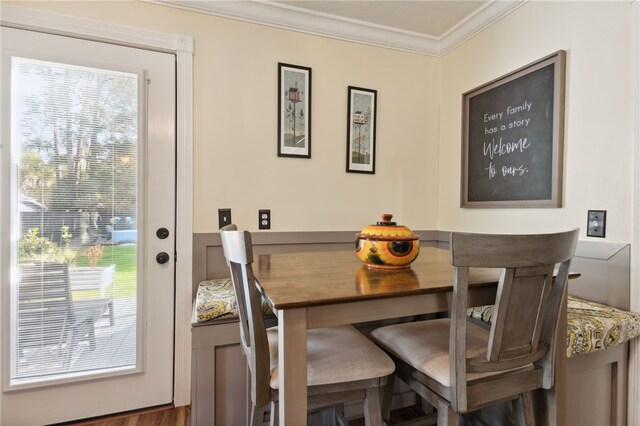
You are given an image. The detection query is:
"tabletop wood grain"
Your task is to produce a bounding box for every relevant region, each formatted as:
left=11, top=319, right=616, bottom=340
left=254, top=247, right=501, bottom=310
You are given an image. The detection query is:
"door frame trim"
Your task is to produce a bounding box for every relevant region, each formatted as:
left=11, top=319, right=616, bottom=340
left=0, top=4, right=194, bottom=407
left=630, top=1, right=640, bottom=424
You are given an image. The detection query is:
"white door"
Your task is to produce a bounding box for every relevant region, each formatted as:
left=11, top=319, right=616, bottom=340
left=1, top=27, right=176, bottom=425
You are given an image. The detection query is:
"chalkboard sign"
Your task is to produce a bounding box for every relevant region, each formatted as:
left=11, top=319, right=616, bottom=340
left=461, top=51, right=566, bottom=208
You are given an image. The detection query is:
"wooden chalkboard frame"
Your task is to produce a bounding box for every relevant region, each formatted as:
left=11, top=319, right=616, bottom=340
left=461, top=51, right=566, bottom=208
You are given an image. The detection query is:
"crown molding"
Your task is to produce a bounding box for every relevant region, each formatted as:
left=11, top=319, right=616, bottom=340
left=150, top=0, right=525, bottom=56
left=438, top=0, right=526, bottom=54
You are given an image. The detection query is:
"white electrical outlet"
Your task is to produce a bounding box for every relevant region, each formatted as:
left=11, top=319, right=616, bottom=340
left=259, top=209, right=271, bottom=230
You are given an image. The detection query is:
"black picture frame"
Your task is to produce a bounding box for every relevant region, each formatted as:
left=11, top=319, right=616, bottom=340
left=346, top=86, right=377, bottom=174
left=461, top=51, right=566, bottom=208
left=278, top=63, right=311, bottom=158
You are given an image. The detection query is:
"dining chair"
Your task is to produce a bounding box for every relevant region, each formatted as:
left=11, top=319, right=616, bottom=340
left=220, top=225, right=395, bottom=426
left=371, top=229, right=579, bottom=425
left=18, top=262, right=110, bottom=369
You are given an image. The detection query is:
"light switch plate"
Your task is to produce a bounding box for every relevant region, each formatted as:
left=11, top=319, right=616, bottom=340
left=587, top=210, right=606, bottom=238
left=218, top=208, right=231, bottom=229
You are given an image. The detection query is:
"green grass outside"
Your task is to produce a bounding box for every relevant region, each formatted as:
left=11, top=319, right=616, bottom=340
left=73, top=245, right=137, bottom=300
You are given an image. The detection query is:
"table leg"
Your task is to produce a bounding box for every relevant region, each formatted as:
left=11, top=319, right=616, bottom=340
left=278, top=308, right=308, bottom=425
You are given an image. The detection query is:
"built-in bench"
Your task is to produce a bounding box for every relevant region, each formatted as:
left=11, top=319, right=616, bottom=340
left=191, top=279, right=276, bottom=426
left=193, top=279, right=640, bottom=425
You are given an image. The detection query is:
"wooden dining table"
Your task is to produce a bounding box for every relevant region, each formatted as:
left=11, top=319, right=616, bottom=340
left=254, top=246, right=516, bottom=425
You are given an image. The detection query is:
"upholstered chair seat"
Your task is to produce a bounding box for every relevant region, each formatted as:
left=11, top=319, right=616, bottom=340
left=267, top=325, right=395, bottom=389
left=373, top=319, right=522, bottom=387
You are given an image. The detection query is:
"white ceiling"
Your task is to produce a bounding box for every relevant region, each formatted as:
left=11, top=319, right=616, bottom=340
left=154, top=0, right=525, bottom=55
left=275, top=1, right=488, bottom=38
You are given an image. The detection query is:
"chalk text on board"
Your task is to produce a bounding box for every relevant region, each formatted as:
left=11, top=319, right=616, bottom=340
left=506, top=101, right=532, bottom=115
left=485, top=118, right=530, bottom=135
left=485, top=161, right=497, bottom=179
left=484, top=161, right=529, bottom=179
left=508, top=118, right=530, bottom=129
left=483, top=111, right=503, bottom=122
left=502, top=165, right=528, bottom=177
left=483, top=137, right=531, bottom=160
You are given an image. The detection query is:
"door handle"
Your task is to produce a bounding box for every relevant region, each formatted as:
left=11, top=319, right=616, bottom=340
left=156, top=252, right=170, bottom=264
left=156, top=227, right=170, bottom=239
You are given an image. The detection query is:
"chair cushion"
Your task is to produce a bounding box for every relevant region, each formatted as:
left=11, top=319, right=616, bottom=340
left=371, top=318, right=520, bottom=388
left=194, top=279, right=272, bottom=323
left=267, top=325, right=395, bottom=389
left=467, top=295, right=640, bottom=357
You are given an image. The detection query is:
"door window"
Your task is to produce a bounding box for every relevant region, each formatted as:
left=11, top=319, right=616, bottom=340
left=10, top=57, right=139, bottom=385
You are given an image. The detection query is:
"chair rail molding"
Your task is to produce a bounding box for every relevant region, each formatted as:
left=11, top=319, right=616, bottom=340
left=0, top=4, right=195, bottom=407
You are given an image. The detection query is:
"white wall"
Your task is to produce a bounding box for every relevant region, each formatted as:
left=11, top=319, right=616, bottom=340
left=9, top=1, right=441, bottom=234
left=191, top=17, right=440, bottom=233
left=12, top=2, right=634, bottom=240
left=438, top=1, right=634, bottom=242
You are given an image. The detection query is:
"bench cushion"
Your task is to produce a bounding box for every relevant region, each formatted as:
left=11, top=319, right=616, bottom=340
left=467, top=295, right=640, bottom=358
left=566, top=295, right=640, bottom=357
left=194, top=279, right=272, bottom=323
left=195, top=279, right=239, bottom=322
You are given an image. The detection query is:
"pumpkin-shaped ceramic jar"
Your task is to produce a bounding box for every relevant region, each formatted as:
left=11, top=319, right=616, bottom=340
left=355, top=214, right=420, bottom=269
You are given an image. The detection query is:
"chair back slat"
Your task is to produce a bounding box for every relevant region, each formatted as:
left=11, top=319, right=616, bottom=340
left=449, top=229, right=578, bottom=412
left=487, top=265, right=555, bottom=362
left=227, top=260, right=251, bottom=350
left=220, top=225, right=272, bottom=408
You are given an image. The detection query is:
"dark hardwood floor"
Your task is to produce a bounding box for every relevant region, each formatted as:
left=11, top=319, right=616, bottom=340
left=57, top=405, right=190, bottom=426
left=56, top=403, right=426, bottom=426
left=350, top=405, right=428, bottom=426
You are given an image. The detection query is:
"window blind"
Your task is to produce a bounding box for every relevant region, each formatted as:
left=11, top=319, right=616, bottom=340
left=10, top=57, right=139, bottom=385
